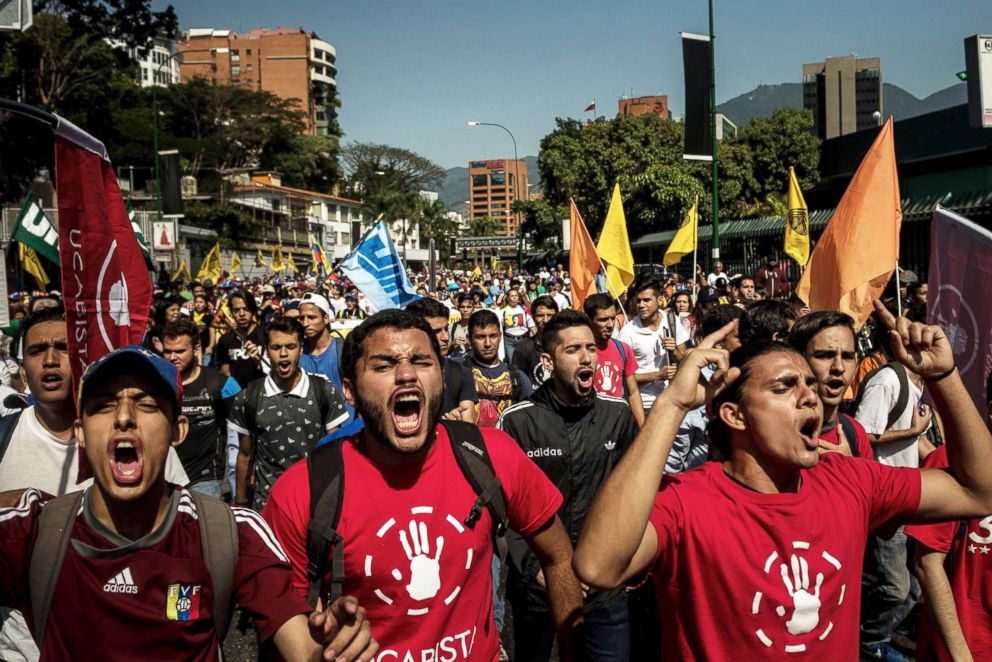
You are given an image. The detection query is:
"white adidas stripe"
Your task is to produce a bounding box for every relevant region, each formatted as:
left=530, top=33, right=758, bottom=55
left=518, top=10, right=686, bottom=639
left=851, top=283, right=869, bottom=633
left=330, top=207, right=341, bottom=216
left=233, top=508, right=289, bottom=563
left=0, top=489, right=42, bottom=524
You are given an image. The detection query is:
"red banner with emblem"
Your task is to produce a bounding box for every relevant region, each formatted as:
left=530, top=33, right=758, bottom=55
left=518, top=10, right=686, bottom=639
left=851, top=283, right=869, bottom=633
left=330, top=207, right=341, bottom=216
left=55, top=116, right=152, bottom=392
left=927, top=206, right=992, bottom=416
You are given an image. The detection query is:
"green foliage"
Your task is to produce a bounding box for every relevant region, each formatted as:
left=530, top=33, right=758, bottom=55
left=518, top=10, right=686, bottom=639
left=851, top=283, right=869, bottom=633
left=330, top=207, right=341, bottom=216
left=628, top=165, right=706, bottom=230
left=466, top=216, right=502, bottom=237
left=512, top=199, right=563, bottom=250
left=340, top=142, right=446, bottom=199
left=738, top=108, right=820, bottom=196
left=416, top=197, right=459, bottom=261
left=182, top=202, right=262, bottom=244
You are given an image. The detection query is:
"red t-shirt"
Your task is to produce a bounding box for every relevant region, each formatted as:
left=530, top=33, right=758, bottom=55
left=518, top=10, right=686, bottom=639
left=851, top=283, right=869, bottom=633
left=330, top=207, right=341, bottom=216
left=819, top=414, right=875, bottom=461
left=648, top=454, right=921, bottom=660
left=906, top=446, right=992, bottom=661
left=264, top=425, right=563, bottom=662
left=594, top=339, right=638, bottom=398
left=0, top=487, right=308, bottom=661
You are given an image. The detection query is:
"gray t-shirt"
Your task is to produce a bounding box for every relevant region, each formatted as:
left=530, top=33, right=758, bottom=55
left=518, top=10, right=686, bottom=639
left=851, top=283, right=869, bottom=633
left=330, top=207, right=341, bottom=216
left=228, top=372, right=347, bottom=509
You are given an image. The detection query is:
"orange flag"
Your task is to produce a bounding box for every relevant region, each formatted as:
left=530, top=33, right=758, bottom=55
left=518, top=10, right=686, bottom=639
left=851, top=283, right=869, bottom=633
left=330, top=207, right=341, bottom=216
left=569, top=198, right=600, bottom=310
left=796, top=117, right=901, bottom=328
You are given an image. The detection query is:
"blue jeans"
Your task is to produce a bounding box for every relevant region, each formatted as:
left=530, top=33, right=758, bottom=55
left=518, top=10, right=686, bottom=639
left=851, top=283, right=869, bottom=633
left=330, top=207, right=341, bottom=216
left=861, top=527, right=920, bottom=647
left=188, top=479, right=224, bottom=499
left=511, top=598, right=630, bottom=662
left=492, top=555, right=505, bottom=632
left=503, top=335, right=523, bottom=362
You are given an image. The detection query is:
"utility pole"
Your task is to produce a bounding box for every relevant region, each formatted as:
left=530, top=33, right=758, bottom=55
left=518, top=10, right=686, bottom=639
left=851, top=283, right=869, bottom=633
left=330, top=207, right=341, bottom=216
left=708, top=0, right=720, bottom=259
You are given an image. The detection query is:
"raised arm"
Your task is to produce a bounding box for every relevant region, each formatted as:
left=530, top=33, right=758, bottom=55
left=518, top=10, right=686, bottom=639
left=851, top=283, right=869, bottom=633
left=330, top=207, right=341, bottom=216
left=573, top=322, right=738, bottom=589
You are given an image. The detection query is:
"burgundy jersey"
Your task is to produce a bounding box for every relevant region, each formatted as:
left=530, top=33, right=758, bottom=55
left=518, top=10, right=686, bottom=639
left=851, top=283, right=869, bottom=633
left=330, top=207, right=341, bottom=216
left=0, top=487, right=310, bottom=661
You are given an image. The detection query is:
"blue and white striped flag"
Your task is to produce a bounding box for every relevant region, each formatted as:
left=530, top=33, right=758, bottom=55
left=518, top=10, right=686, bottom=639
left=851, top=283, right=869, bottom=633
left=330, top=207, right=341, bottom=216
left=339, top=221, right=421, bottom=311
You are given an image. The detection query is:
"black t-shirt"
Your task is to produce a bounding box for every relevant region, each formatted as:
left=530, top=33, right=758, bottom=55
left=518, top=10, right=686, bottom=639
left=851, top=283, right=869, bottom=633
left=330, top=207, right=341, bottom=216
left=441, top=357, right=479, bottom=413
left=511, top=337, right=551, bottom=388
left=214, top=326, right=267, bottom=387
left=177, top=366, right=241, bottom=483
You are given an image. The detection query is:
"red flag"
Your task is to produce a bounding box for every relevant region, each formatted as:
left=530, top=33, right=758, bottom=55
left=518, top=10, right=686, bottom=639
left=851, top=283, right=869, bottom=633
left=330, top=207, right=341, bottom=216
left=584, top=99, right=596, bottom=113
left=569, top=199, right=600, bottom=311
left=927, top=206, right=992, bottom=415
left=55, top=117, right=152, bottom=390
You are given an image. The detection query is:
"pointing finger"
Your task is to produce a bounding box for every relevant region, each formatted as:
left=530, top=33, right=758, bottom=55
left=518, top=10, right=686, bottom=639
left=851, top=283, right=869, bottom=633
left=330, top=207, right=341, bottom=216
left=872, top=299, right=897, bottom=330
left=697, top=320, right=739, bottom=351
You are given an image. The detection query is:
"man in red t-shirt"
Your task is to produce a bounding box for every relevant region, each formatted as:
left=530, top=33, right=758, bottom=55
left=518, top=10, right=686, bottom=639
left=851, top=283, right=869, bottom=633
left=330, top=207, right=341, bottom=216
left=0, top=346, right=376, bottom=661
left=907, top=446, right=992, bottom=660
left=788, top=310, right=874, bottom=460
left=263, top=309, right=583, bottom=661
left=583, top=293, right=644, bottom=427
left=575, top=301, right=992, bottom=660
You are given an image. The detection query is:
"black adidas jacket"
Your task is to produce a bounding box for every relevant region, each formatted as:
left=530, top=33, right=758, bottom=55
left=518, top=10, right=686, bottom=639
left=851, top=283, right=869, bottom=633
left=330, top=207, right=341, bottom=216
left=497, top=382, right=637, bottom=613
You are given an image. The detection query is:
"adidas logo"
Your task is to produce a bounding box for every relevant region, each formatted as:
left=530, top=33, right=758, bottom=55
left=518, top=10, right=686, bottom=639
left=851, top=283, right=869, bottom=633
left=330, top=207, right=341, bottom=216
left=604, top=440, right=616, bottom=451
left=103, top=567, right=139, bottom=594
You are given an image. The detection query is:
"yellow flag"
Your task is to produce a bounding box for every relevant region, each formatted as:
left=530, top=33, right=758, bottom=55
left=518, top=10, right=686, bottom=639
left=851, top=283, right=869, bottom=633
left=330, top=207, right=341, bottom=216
left=172, top=259, right=191, bottom=282
left=255, top=249, right=268, bottom=270
left=19, top=243, right=49, bottom=288
left=286, top=252, right=299, bottom=275
left=470, top=265, right=482, bottom=280
left=785, top=167, right=810, bottom=266
left=196, top=243, right=223, bottom=282
left=270, top=246, right=284, bottom=273
left=663, top=197, right=698, bottom=266
left=490, top=256, right=497, bottom=271
left=596, top=183, right=635, bottom=298
left=230, top=251, right=242, bottom=275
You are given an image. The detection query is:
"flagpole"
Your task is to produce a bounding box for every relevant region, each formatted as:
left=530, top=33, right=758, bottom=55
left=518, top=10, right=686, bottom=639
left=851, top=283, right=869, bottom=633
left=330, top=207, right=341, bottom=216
left=598, top=258, right=629, bottom=320
left=895, top=262, right=903, bottom=318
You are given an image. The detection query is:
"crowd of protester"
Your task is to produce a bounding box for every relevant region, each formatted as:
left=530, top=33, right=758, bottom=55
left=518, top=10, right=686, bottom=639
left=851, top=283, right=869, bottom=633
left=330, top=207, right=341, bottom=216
left=1, top=255, right=989, bottom=662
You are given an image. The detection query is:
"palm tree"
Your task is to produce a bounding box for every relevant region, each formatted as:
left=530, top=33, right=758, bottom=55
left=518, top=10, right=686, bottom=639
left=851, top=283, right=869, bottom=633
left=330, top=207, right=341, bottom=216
left=466, top=216, right=502, bottom=237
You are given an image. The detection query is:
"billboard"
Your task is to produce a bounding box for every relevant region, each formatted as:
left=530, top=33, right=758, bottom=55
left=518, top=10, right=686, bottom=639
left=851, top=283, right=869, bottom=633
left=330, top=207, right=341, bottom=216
left=964, top=34, right=992, bottom=129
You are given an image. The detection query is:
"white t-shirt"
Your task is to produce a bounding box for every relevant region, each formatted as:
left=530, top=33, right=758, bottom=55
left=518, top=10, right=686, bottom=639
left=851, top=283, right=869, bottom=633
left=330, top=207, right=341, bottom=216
left=855, top=367, right=925, bottom=468
left=707, top=271, right=728, bottom=286
left=552, top=292, right=571, bottom=312
left=0, top=406, right=190, bottom=495
left=618, top=313, right=691, bottom=409
left=501, top=305, right=534, bottom=338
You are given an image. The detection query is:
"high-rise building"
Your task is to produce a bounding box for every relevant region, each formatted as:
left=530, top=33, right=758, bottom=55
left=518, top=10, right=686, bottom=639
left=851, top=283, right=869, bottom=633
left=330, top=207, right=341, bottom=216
left=803, top=55, right=883, bottom=139
left=618, top=95, right=671, bottom=119
left=177, top=27, right=337, bottom=135
left=467, top=159, right=529, bottom=237
left=108, top=36, right=180, bottom=88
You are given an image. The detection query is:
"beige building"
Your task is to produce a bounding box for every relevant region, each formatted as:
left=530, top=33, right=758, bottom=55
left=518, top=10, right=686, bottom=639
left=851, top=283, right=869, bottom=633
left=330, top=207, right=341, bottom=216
left=177, top=27, right=337, bottom=135
left=803, top=55, right=883, bottom=139
left=468, top=159, right=528, bottom=237
left=618, top=95, right=671, bottom=119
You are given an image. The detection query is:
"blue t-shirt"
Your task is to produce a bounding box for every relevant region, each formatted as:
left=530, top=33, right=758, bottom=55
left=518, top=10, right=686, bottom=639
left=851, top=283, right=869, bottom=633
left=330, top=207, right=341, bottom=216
left=299, top=338, right=356, bottom=425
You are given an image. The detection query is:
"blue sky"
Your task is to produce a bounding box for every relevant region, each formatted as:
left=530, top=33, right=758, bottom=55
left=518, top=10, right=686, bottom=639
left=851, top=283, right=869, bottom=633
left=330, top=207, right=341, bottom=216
left=156, top=0, right=988, bottom=169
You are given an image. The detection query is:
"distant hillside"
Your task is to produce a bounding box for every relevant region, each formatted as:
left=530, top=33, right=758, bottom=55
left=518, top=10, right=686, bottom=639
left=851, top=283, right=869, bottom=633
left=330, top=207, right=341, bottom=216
left=715, top=81, right=967, bottom=127
left=437, top=155, right=540, bottom=208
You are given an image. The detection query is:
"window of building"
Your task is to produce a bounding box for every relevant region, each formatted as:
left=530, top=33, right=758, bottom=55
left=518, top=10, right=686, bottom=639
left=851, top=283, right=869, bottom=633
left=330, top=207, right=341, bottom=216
left=231, top=65, right=240, bottom=76
left=246, top=48, right=252, bottom=56
left=246, top=64, right=253, bottom=72
left=142, top=67, right=149, bottom=80
left=231, top=49, right=240, bottom=62
left=246, top=80, right=253, bottom=88
left=472, top=174, right=488, bottom=187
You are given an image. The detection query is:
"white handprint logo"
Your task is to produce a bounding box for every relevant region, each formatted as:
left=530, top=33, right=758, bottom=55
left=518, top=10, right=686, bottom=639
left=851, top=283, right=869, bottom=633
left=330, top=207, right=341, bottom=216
left=599, top=364, right=616, bottom=392
left=109, top=278, right=130, bottom=325
left=778, top=554, right=823, bottom=635
left=398, top=520, right=444, bottom=601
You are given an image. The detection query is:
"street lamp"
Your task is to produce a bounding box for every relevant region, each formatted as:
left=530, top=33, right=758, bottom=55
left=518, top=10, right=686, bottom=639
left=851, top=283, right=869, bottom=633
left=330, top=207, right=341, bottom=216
left=467, top=120, right=523, bottom=270
left=152, top=51, right=182, bottom=223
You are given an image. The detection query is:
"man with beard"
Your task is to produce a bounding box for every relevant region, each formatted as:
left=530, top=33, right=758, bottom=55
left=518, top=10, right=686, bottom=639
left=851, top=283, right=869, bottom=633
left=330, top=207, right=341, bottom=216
left=498, top=310, right=637, bottom=661
left=0, top=345, right=378, bottom=661
left=230, top=317, right=348, bottom=510
left=575, top=302, right=992, bottom=660
left=214, top=290, right=267, bottom=388
left=263, top=309, right=584, bottom=661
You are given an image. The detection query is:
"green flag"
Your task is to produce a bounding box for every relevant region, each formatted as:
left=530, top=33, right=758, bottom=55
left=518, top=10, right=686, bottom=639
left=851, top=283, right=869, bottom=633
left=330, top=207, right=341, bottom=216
left=13, top=193, right=59, bottom=265
left=125, top=199, right=152, bottom=258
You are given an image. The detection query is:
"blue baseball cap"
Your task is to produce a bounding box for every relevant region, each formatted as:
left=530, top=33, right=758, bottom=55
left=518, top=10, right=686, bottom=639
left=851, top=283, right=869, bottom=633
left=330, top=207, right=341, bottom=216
left=78, top=346, right=183, bottom=412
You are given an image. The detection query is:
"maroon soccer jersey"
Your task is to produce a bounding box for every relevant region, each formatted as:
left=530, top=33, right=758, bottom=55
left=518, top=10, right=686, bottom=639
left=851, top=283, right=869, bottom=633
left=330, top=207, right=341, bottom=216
left=0, top=487, right=310, bottom=661
left=264, top=425, right=562, bottom=662
left=647, top=454, right=920, bottom=660
left=906, top=446, right=992, bottom=661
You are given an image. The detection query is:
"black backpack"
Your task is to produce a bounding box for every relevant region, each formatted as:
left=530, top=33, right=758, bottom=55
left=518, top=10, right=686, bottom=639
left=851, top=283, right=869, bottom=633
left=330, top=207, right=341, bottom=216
left=303, top=419, right=508, bottom=607
left=847, top=361, right=911, bottom=431
left=0, top=411, right=24, bottom=464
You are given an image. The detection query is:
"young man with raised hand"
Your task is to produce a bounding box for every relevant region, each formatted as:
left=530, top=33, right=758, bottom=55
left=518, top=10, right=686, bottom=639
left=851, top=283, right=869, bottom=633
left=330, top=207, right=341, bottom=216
left=574, top=301, right=992, bottom=660
left=0, top=345, right=377, bottom=661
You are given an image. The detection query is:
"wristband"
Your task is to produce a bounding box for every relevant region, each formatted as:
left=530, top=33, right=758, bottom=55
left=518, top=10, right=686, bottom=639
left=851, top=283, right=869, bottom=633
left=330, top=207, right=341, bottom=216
left=924, top=366, right=956, bottom=383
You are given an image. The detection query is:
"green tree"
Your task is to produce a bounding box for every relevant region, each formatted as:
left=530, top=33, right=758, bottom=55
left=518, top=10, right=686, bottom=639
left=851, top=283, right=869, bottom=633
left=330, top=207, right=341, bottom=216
left=340, top=142, right=445, bottom=200
left=627, top=165, right=706, bottom=231
left=739, top=108, right=820, bottom=199
left=416, top=197, right=460, bottom=261
left=182, top=201, right=263, bottom=245
left=512, top=199, right=564, bottom=250
left=466, top=216, right=502, bottom=236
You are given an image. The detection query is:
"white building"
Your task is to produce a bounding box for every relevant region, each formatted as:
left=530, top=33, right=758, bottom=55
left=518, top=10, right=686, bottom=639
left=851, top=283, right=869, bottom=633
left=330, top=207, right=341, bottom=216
left=108, top=37, right=180, bottom=88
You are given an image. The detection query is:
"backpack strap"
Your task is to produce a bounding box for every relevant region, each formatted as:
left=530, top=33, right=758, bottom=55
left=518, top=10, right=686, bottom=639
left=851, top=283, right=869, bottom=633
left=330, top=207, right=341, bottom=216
left=0, top=411, right=24, bottom=464
left=29, top=491, right=85, bottom=648
left=446, top=358, right=464, bottom=410
left=508, top=368, right=522, bottom=403
left=887, top=362, right=911, bottom=431
left=308, top=373, right=331, bottom=436
left=610, top=337, right=627, bottom=366
left=441, top=420, right=508, bottom=539
left=241, top=378, right=266, bottom=434
left=609, top=339, right=630, bottom=398
left=838, top=414, right=862, bottom=459
left=306, top=440, right=346, bottom=608
left=191, top=492, right=238, bottom=642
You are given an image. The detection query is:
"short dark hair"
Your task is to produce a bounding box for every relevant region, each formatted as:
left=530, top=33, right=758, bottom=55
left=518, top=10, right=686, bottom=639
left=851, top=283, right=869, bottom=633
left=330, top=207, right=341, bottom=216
left=340, top=310, right=442, bottom=384
left=162, top=319, right=201, bottom=346
left=265, top=316, right=304, bottom=345
left=628, top=275, right=663, bottom=300
left=406, top=297, right=450, bottom=320
left=739, top=299, right=797, bottom=345
left=468, top=309, right=500, bottom=335
left=20, top=306, right=66, bottom=346
left=542, top=310, right=594, bottom=355
left=531, top=295, right=559, bottom=314
left=228, top=290, right=258, bottom=316
left=707, top=341, right=803, bottom=457
left=583, top=293, right=616, bottom=318
left=701, top=304, right=746, bottom=337
left=788, top=311, right=856, bottom=354
left=457, top=292, right=475, bottom=306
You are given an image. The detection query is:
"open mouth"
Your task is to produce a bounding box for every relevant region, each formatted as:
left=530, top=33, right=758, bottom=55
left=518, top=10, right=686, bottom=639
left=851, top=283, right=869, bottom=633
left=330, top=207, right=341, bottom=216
left=391, top=391, right=424, bottom=436
left=40, top=371, right=64, bottom=392
left=110, top=438, right=144, bottom=485
left=276, top=360, right=294, bottom=376
left=823, top=378, right=846, bottom=397
left=576, top=367, right=595, bottom=391
left=799, top=416, right=821, bottom=450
